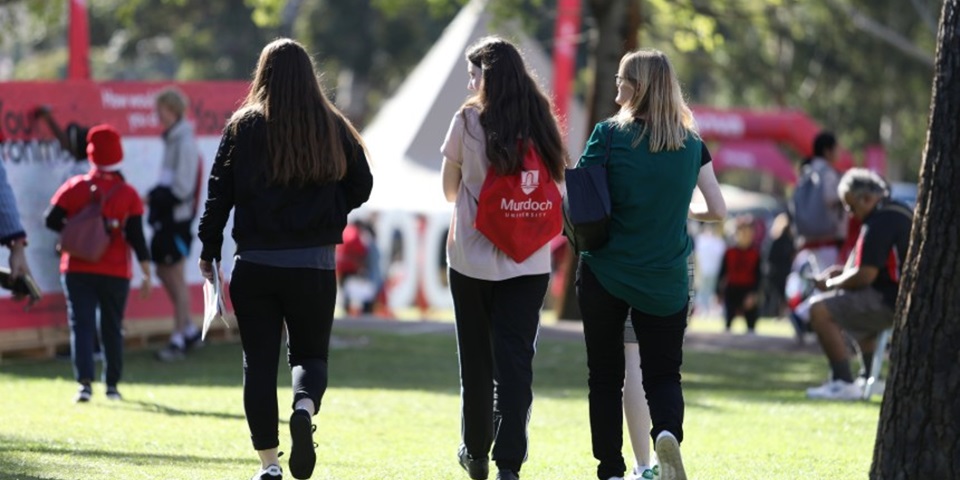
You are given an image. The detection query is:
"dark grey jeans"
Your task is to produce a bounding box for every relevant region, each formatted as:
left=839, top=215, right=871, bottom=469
left=63, top=272, right=130, bottom=387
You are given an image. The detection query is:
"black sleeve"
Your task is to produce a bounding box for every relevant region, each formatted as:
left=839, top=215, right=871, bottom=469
left=197, top=126, right=237, bottom=261
left=700, top=142, right=713, bottom=167
left=338, top=127, right=374, bottom=211
left=124, top=215, right=150, bottom=262
left=45, top=205, right=68, bottom=233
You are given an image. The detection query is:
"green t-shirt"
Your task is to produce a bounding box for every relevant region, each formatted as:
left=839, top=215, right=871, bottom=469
left=577, top=120, right=703, bottom=316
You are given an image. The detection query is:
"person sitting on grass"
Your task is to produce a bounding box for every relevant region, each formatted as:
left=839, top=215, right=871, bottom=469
left=804, top=169, right=912, bottom=401
left=716, top=215, right=762, bottom=334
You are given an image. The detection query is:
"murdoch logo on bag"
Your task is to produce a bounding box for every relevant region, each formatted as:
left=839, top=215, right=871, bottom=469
left=520, top=170, right=539, bottom=195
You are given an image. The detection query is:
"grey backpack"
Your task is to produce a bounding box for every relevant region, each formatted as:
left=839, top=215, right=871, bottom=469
left=791, top=164, right=840, bottom=239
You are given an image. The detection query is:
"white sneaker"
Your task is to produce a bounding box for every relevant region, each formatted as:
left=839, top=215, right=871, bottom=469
left=251, top=464, right=282, bottom=480
left=606, top=477, right=625, bottom=480
left=654, top=431, right=687, bottom=480
left=806, top=379, right=862, bottom=400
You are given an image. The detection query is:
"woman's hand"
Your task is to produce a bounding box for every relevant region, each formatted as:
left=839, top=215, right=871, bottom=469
left=199, top=259, right=215, bottom=280
left=138, top=261, right=152, bottom=299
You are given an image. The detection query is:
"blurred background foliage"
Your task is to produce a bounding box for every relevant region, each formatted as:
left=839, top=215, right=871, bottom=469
left=0, top=0, right=940, bottom=181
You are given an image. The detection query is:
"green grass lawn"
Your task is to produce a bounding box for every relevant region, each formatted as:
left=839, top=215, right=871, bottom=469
left=0, top=326, right=880, bottom=479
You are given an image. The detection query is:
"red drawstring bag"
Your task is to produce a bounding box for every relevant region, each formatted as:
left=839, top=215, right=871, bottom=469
left=474, top=144, right=562, bottom=263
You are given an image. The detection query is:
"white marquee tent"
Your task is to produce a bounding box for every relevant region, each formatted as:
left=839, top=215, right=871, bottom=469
left=360, top=0, right=588, bottom=213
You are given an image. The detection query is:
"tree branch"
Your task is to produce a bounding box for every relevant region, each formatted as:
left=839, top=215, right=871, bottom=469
left=908, top=0, right=939, bottom=35
left=828, top=0, right=934, bottom=67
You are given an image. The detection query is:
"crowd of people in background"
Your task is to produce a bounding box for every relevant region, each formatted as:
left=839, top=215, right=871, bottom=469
left=0, top=30, right=918, bottom=480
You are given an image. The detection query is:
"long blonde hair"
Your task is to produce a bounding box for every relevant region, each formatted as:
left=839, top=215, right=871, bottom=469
left=613, top=49, right=697, bottom=152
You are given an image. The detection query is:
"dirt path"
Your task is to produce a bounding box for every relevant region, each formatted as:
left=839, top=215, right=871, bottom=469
left=332, top=317, right=821, bottom=355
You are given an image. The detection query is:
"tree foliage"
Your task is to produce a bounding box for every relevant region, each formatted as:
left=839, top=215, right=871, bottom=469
left=0, top=0, right=939, bottom=179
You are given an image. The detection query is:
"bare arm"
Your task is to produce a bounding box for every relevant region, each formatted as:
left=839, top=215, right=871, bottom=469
left=823, top=265, right=879, bottom=291
left=689, top=162, right=726, bottom=222
left=441, top=158, right=461, bottom=203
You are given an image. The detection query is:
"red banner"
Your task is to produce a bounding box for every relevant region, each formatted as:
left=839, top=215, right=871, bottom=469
left=68, top=0, right=90, bottom=80
left=552, top=0, right=581, bottom=135
left=0, top=81, right=248, bottom=140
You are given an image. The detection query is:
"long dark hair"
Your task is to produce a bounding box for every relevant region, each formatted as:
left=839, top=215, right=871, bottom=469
left=229, top=38, right=365, bottom=186
left=462, top=36, right=566, bottom=181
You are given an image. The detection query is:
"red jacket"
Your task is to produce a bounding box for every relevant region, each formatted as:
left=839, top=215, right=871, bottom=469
left=719, top=246, right=762, bottom=290
left=50, top=171, right=144, bottom=279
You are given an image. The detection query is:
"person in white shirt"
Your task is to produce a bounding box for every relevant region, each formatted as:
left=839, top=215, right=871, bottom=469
left=693, top=223, right=726, bottom=316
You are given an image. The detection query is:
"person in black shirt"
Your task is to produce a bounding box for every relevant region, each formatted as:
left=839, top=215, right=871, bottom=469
left=803, top=169, right=912, bottom=401
left=197, top=38, right=372, bottom=480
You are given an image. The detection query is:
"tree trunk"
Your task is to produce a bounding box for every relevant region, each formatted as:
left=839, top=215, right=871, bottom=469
left=870, top=2, right=960, bottom=478
left=557, top=0, right=638, bottom=320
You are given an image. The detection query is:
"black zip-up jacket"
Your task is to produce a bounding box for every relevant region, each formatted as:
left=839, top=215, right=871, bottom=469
left=198, top=113, right=373, bottom=261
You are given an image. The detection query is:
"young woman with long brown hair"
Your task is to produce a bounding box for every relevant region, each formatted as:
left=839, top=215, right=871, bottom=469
left=440, top=36, right=566, bottom=480
left=198, top=38, right=373, bottom=480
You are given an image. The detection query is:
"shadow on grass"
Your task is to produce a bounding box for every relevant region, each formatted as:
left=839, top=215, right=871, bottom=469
left=0, top=434, right=250, bottom=468
left=0, top=473, right=62, bottom=480
left=0, top=330, right=830, bottom=403
left=114, top=399, right=247, bottom=421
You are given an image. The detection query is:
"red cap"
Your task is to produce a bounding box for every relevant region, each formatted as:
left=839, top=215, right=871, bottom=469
left=87, top=124, right=124, bottom=172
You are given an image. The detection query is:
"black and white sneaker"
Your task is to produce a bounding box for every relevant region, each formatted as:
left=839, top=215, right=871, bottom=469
left=106, top=386, right=123, bottom=401
left=74, top=384, right=92, bottom=403
left=458, top=445, right=489, bottom=480
left=251, top=464, right=282, bottom=480
left=288, top=409, right=317, bottom=479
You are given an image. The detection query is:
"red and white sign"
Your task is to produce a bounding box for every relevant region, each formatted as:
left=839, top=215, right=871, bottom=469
left=0, top=81, right=248, bottom=329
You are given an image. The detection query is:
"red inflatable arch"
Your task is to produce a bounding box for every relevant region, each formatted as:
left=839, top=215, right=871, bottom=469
left=691, top=106, right=865, bottom=184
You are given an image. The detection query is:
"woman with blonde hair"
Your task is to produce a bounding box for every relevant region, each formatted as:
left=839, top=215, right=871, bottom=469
left=151, top=86, right=204, bottom=362
left=574, top=49, right=726, bottom=480
left=198, top=38, right=373, bottom=480
left=441, top=36, right=566, bottom=480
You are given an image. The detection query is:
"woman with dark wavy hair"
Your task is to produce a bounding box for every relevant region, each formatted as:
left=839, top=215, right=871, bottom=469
left=440, top=36, right=567, bottom=480
left=198, top=38, right=373, bottom=480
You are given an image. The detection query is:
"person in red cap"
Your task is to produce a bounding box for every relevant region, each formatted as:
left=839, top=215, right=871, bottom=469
left=45, top=124, right=152, bottom=403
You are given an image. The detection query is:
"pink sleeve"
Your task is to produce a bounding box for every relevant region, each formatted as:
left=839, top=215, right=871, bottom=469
left=440, top=111, right=466, bottom=165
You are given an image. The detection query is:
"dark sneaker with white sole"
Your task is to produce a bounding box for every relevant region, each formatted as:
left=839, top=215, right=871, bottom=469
left=288, top=409, right=316, bottom=479
left=105, top=386, right=123, bottom=401
left=74, top=383, right=92, bottom=403
left=458, top=445, right=489, bottom=479
left=251, top=464, right=282, bottom=480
